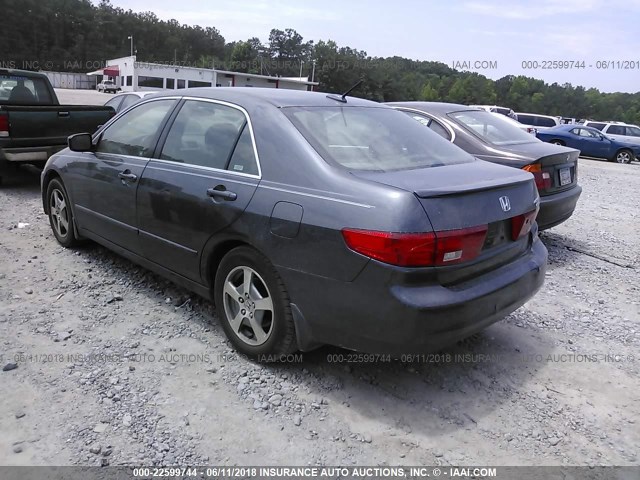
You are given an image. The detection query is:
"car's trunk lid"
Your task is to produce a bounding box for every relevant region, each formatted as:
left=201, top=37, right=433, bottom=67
left=352, top=160, right=540, bottom=283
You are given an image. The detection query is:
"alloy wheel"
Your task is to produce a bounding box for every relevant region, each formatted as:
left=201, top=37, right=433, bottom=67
left=222, top=266, right=274, bottom=346
left=50, top=188, right=70, bottom=238
left=616, top=151, right=631, bottom=164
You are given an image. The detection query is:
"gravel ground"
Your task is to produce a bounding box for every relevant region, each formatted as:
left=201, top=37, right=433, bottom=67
left=0, top=139, right=638, bottom=466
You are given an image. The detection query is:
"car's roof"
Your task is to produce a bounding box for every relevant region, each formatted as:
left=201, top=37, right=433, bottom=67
left=386, top=101, right=480, bottom=114
left=150, top=87, right=379, bottom=109
left=515, top=112, right=558, bottom=119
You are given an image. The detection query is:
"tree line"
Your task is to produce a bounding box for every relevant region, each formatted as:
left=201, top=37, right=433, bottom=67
left=1, top=0, right=639, bottom=123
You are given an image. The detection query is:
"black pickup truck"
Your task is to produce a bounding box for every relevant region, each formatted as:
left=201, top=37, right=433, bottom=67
left=0, top=69, right=115, bottom=182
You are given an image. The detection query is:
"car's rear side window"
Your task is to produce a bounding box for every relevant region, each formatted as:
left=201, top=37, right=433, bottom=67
left=537, top=117, right=557, bottom=127
left=0, top=74, right=53, bottom=105
left=120, top=94, right=141, bottom=111
left=587, top=122, right=606, bottom=131
left=626, top=126, right=640, bottom=137
left=607, top=125, right=625, bottom=135
left=283, top=106, right=473, bottom=171
left=160, top=100, right=258, bottom=174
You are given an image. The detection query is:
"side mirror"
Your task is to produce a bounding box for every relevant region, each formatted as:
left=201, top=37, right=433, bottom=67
left=68, top=133, right=93, bottom=152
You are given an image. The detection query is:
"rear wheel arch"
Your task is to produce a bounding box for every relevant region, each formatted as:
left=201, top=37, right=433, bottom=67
left=204, top=239, right=254, bottom=289
left=549, top=139, right=565, bottom=146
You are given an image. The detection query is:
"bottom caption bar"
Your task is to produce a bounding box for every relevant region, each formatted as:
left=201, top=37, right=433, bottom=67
left=0, top=466, right=637, bottom=480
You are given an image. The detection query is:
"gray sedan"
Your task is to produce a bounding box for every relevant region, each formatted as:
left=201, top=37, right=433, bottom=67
left=388, top=102, right=582, bottom=230
left=41, top=88, right=547, bottom=357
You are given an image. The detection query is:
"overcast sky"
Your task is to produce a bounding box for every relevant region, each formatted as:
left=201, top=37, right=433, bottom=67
left=108, top=0, right=640, bottom=93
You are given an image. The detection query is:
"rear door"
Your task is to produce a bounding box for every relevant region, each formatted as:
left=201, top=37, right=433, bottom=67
left=136, top=99, right=260, bottom=282
left=70, top=98, right=178, bottom=254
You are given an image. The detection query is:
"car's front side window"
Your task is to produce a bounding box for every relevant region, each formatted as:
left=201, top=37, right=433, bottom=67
left=160, top=100, right=257, bottom=173
left=96, top=99, right=177, bottom=157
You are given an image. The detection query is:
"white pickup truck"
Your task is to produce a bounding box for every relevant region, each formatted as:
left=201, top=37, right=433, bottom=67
left=97, top=80, right=120, bottom=94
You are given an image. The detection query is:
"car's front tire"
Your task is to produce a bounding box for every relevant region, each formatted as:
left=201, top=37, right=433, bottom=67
left=46, top=178, right=80, bottom=248
left=214, top=246, right=297, bottom=360
left=612, top=149, right=633, bottom=164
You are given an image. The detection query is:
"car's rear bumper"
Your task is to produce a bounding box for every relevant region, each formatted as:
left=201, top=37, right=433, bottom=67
left=284, top=237, right=547, bottom=354
left=0, top=146, right=64, bottom=164
left=537, top=184, right=582, bottom=230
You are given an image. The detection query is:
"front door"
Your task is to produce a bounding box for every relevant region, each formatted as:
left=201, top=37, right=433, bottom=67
left=70, top=99, right=178, bottom=254
left=137, top=99, right=261, bottom=282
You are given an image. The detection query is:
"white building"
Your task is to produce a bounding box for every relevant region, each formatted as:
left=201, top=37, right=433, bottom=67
left=89, top=56, right=318, bottom=92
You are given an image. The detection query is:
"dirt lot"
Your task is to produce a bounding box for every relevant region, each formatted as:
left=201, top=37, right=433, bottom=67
left=0, top=110, right=638, bottom=466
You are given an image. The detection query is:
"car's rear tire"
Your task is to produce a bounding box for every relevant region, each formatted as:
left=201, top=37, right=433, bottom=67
left=613, top=149, right=633, bottom=164
left=46, top=178, right=80, bottom=248
left=214, top=246, right=297, bottom=360
left=550, top=140, right=565, bottom=146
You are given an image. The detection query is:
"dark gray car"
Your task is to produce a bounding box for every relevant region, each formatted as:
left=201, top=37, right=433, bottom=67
left=41, top=88, right=547, bottom=358
left=388, top=102, right=582, bottom=230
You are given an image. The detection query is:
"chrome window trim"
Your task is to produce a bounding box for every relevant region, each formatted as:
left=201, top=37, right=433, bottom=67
left=146, top=160, right=260, bottom=183
left=389, top=106, right=457, bottom=143
left=155, top=96, right=263, bottom=179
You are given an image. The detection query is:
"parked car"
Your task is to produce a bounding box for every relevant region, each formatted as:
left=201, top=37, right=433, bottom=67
left=490, top=112, right=537, bottom=135
left=388, top=102, right=582, bottom=230
left=582, top=121, right=640, bottom=147
left=536, top=125, right=640, bottom=164
left=104, top=91, right=159, bottom=113
left=0, top=69, right=116, bottom=184
left=516, top=113, right=560, bottom=130
left=470, top=105, right=518, bottom=120
left=41, top=88, right=547, bottom=357
left=97, top=80, right=120, bottom=93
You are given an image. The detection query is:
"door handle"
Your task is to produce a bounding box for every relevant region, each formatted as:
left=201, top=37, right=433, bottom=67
left=207, top=187, right=237, bottom=201
left=118, top=171, right=137, bottom=182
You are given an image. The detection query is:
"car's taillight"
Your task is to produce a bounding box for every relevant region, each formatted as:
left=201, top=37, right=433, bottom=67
left=0, top=113, right=9, bottom=138
left=522, top=163, right=551, bottom=191
left=341, top=225, right=488, bottom=267
left=511, top=208, right=539, bottom=240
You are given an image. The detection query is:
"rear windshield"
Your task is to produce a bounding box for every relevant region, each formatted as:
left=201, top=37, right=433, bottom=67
left=0, top=74, right=53, bottom=105
left=449, top=110, right=537, bottom=146
left=282, top=106, right=474, bottom=171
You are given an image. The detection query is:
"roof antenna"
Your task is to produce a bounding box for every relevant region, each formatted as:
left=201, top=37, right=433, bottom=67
left=327, top=77, right=364, bottom=103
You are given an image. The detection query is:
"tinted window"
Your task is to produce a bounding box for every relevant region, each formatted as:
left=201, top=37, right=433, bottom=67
left=283, top=106, right=474, bottom=171
left=177, top=79, right=185, bottom=89
left=626, top=126, right=640, bottom=137
left=228, top=125, right=259, bottom=175
left=428, top=119, right=451, bottom=140
left=516, top=114, right=534, bottom=126
left=403, top=112, right=451, bottom=140
left=120, top=94, right=141, bottom=111
left=449, top=110, right=536, bottom=145
left=166, top=78, right=175, bottom=89
left=160, top=100, right=251, bottom=171
left=138, top=76, right=163, bottom=88
left=587, top=122, right=606, bottom=131
left=607, top=125, right=625, bottom=135
left=104, top=96, right=124, bottom=111
left=96, top=99, right=177, bottom=157
left=0, top=74, right=53, bottom=104
left=537, top=117, right=557, bottom=127
left=189, top=80, right=212, bottom=88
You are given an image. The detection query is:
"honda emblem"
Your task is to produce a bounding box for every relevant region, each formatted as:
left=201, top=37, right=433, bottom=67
left=499, top=196, right=511, bottom=212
